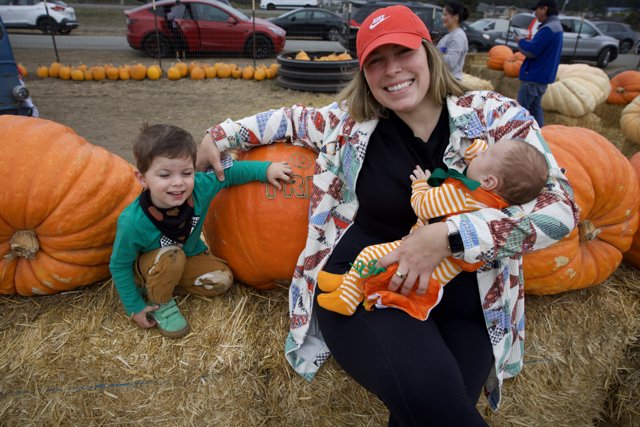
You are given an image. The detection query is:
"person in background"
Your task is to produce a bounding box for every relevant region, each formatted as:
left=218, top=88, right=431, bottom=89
left=167, top=0, right=187, bottom=60
left=436, top=1, right=469, bottom=80
left=516, top=0, right=563, bottom=127
left=197, top=5, right=577, bottom=425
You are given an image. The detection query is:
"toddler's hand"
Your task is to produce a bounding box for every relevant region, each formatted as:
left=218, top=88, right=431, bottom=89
left=410, top=166, right=430, bottom=183
left=267, top=161, right=293, bottom=189
left=132, top=305, right=159, bottom=329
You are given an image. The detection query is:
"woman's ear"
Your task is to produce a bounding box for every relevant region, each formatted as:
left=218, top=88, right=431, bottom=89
left=480, top=174, right=499, bottom=191
left=135, top=170, right=147, bottom=189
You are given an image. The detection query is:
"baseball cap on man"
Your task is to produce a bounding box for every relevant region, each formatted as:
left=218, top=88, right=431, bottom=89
left=356, top=5, right=431, bottom=69
left=531, top=0, right=557, bottom=10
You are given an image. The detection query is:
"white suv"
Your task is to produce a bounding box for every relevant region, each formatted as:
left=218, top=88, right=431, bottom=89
left=0, top=0, right=78, bottom=35
left=260, top=0, right=319, bottom=11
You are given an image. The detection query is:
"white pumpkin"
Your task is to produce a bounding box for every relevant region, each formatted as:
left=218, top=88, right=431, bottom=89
left=621, top=95, right=640, bottom=145
left=542, top=64, right=611, bottom=117
left=461, top=73, right=494, bottom=91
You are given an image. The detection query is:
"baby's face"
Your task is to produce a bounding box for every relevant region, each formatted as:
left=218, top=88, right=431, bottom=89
left=137, top=155, right=195, bottom=209
left=466, top=142, right=511, bottom=181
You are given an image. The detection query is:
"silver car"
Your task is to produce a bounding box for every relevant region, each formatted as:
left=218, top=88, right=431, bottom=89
left=0, top=0, right=78, bottom=35
left=494, top=13, right=619, bottom=68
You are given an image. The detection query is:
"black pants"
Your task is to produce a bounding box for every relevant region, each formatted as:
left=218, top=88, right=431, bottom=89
left=315, top=266, right=493, bottom=426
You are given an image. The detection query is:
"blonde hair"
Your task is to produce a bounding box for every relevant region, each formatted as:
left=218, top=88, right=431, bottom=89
left=337, top=40, right=465, bottom=122
left=497, top=140, right=549, bottom=205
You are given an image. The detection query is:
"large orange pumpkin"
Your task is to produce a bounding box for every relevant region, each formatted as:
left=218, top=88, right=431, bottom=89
left=623, top=152, right=640, bottom=268
left=203, top=143, right=316, bottom=289
left=486, top=45, right=513, bottom=70
left=503, top=52, right=525, bottom=78
left=523, top=126, right=640, bottom=294
left=0, top=116, right=141, bottom=296
left=606, top=70, right=640, bottom=105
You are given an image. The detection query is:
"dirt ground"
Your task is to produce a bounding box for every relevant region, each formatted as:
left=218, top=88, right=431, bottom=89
left=14, top=48, right=337, bottom=163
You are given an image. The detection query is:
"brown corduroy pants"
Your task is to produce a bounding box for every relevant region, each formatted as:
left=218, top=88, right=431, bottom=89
left=134, top=245, right=233, bottom=304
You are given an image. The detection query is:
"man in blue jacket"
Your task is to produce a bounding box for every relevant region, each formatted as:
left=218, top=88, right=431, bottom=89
left=516, top=0, right=563, bottom=127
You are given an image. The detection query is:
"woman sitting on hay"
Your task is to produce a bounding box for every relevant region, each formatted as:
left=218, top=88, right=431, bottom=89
left=197, top=5, right=578, bottom=426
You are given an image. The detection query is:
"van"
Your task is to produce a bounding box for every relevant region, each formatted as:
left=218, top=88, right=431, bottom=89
left=260, top=0, right=319, bottom=11
left=0, top=16, right=35, bottom=116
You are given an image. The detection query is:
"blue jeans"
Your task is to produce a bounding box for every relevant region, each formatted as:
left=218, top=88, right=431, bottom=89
left=517, top=81, right=548, bottom=127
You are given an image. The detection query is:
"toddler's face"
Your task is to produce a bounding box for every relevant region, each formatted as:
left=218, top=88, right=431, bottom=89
left=137, top=155, right=195, bottom=209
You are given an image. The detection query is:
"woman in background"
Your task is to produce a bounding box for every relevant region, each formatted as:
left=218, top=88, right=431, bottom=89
left=437, top=1, right=470, bottom=80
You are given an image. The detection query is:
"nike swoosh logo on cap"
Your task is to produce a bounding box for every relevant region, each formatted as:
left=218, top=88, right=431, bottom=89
left=369, top=14, right=390, bottom=30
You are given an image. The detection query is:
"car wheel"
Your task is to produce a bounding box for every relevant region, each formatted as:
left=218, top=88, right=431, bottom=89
left=58, top=28, right=72, bottom=35
left=468, top=42, right=481, bottom=53
left=37, top=17, right=56, bottom=34
left=596, top=47, right=612, bottom=68
left=143, top=33, right=172, bottom=58
left=619, top=40, right=633, bottom=54
left=247, top=35, right=273, bottom=59
left=266, top=3, right=275, bottom=10
left=326, top=27, right=340, bottom=41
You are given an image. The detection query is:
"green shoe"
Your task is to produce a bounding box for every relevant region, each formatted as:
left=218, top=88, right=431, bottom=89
left=150, top=299, right=190, bottom=338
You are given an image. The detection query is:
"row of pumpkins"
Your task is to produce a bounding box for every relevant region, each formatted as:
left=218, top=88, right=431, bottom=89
left=2, top=115, right=640, bottom=296
left=293, top=50, right=353, bottom=61
left=28, top=61, right=279, bottom=82
left=484, top=45, right=640, bottom=145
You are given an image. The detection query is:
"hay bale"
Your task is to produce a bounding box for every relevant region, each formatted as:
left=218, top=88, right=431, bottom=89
left=1, top=267, right=639, bottom=426
left=594, top=103, right=626, bottom=129
left=461, top=73, right=494, bottom=91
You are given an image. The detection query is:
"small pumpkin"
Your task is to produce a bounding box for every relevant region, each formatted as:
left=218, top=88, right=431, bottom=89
left=106, top=66, right=120, bottom=80
left=203, top=143, right=317, bottom=289
left=167, top=66, right=181, bottom=81
left=204, top=65, right=217, bottom=79
left=230, top=67, right=242, bottom=79
left=523, top=126, right=640, bottom=294
left=503, top=52, right=524, bottom=78
left=623, top=152, right=640, bottom=268
left=91, top=66, right=106, bottom=81
left=83, top=68, right=93, bottom=81
left=217, top=63, right=231, bottom=78
left=621, top=95, right=640, bottom=145
left=190, top=66, right=205, bottom=80
left=58, top=65, right=72, bottom=80
left=486, top=45, right=512, bottom=70
left=130, top=63, right=147, bottom=81
left=147, top=65, right=162, bottom=80
left=241, top=66, right=254, bottom=80
left=118, top=66, right=130, bottom=81
left=541, top=64, right=611, bottom=117
left=254, top=67, right=266, bottom=81
left=606, top=70, right=640, bottom=105
left=0, top=116, right=141, bottom=296
left=70, top=68, right=85, bottom=81
left=175, top=62, right=188, bottom=77
left=36, top=65, right=49, bottom=78
left=49, top=62, right=61, bottom=78
left=17, top=63, right=28, bottom=77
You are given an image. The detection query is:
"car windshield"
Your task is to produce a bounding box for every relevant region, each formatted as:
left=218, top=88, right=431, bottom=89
left=469, top=19, right=494, bottom=30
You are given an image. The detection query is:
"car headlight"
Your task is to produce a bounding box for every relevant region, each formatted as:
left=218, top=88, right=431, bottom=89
left=13, top=85, right=29, bottom=100
left=268, top=26, right=285, bottom=36
left=482, top=33, right=490, bottom=40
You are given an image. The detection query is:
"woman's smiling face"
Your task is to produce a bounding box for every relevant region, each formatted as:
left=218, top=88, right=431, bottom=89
left=362, top=43, right=430, bottom=114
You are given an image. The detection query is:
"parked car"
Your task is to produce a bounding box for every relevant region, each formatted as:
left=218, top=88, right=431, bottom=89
left=460, top=21, right=499, bottom=52
left=468, top=17, right=510, bottom=34
left=260, top=0, right=319, bottom=11
left=0, top=16, right=35, bottom=116
left=494, top=13, right=620, bottom=68
left=0, top=0, right=78, bottom=35
left=268, top=7, right=342, bottom=41
left=338, top=1, right=445, bottom=55
left=592, top=21, right=638, bottom=54
left=125, top=0, right=286, bottom=59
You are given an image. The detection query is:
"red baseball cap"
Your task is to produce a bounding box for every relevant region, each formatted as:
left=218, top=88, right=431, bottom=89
left=356, top=5, right=432, bottom=69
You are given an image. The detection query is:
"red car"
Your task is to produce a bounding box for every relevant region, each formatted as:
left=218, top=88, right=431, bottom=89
left=125, top=0, right=286, bottom=59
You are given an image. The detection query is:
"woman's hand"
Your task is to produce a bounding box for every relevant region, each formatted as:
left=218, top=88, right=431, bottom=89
left=196, top=132, right=225, bottom=181
left=379, top=222, right=451, bottom=296
left=132, top=305, right=159, bottom=329
left=267, top=162, right=293, bottom=189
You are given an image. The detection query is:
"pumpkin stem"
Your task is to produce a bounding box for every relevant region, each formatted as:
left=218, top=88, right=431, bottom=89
left=578, top=220, right=600, bottom=243
left=5, top=230, right=40, bottom=260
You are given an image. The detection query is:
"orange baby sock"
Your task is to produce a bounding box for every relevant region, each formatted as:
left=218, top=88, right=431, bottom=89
left=317, top=271, right=345, bottom=292
left=317, top=282, right=363, bottom=316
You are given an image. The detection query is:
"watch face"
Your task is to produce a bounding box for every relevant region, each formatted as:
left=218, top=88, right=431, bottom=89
left=449, top=231, right=464, bottom=253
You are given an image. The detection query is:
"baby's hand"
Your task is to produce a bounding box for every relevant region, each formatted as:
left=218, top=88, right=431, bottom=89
left=132, top=305, right=159, bottom=329
left=267, top=161, right=293, bottom=189
left=410, top=166, right=431, bottom=183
